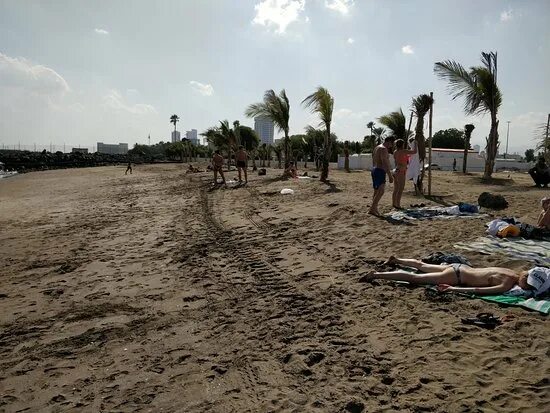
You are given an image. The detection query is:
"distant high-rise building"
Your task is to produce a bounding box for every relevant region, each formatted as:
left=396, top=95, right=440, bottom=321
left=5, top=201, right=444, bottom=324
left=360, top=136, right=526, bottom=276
left=186, top=129, right=199, bottom=145
left=254, top=116, right=274, bottom=145
left=171, top=130, right=181, bottom=143
left=71, top=147, right=89, bottom=154
left=96, top=142, right=128, bottom=154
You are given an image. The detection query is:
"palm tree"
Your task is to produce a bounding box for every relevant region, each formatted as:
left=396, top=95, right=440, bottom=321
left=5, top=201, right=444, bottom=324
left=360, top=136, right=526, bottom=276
left=372, top=127, right=386, bottom=145
left=302, top=86, right=334, bottom=181
left=434, top=51, right=502, bottom=179
left=245, top=89, right=291, bottom=168
left=378, top=109, right=411, bottom=140
left=344, top=141, right=350, bottom=172
left=411, top=94, right=434, bottom=163
left=170, top=114, right=179, bottom=132
left=463, top=124, right=475, bottom=173
left=219, top=120, right=237, bottom=170
left=367, top=121, right=375, bottom=148
left=233, top=120, right=241, bottom=147
left=266, top=145, right=273, bottom=167
left=273, top=143, right=283, bottom=169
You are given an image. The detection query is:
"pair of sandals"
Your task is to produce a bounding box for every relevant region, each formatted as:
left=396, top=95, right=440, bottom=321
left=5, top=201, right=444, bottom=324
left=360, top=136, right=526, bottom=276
left=461, top=313, right=514, bottom=330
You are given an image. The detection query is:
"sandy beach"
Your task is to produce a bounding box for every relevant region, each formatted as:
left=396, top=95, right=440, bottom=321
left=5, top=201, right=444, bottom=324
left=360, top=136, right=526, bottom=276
left=0, top=164, right=548, bottom=412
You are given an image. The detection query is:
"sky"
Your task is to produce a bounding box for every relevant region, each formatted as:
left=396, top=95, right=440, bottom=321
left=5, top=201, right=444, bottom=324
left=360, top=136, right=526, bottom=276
left=0, top=0, right=549, bottom=154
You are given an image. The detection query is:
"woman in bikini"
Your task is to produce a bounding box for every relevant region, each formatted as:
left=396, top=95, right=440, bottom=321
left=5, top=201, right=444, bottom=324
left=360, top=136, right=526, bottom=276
left=363, top=256, right=549, bottom=295
left=392, top=139, right=417, bottom=209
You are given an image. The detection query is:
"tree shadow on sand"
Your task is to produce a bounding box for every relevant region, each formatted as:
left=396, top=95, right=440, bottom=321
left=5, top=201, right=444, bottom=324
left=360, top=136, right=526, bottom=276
left=323, top=180, right=342, bottom=193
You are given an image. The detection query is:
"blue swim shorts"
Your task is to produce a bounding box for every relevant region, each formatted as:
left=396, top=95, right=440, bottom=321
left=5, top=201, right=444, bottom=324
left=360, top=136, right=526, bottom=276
left=371, top=167, right=386, bottom=189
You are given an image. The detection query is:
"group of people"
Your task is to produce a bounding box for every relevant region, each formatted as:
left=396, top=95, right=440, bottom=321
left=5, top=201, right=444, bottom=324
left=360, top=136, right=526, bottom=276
left=368, top=136, right=417, bottom=215
left=365, top=137, right=550, bottom=297
left=211, top=146, right=249, bottom=186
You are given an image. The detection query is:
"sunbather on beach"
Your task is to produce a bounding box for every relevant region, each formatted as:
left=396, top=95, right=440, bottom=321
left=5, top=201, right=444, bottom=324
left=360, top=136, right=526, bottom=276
left=536, top=197, right=550, bottom=230
left=364, top=256, right=550, bottom=296
left=284, top=162, right=298, bottom=178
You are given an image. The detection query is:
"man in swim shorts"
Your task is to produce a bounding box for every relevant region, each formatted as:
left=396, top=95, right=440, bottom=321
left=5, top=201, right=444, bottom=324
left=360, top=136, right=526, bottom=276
left=235, top=146, right=248, bottom=184
left=369, top=137, right=394, bottom=216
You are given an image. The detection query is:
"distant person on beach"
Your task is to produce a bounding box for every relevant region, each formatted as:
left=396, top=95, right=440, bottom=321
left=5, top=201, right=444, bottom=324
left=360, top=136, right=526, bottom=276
left=453, top=158, right=457, bottom=171
left=212, top=150, right=226, bottom=185
left=369, top=137, right=394, bottom=216
left=284, top=162, right=298, bottom=178
left=392, top=139, right=417, bottom=209
left=529, top=157, right=550, bottom=188
left=364, top=256, right=550, bottom=296
left=537, top=197, right=550, bottom=230
left=235, top=146, right=248, bottom=184
left=125, top=161, right=132, bottom=175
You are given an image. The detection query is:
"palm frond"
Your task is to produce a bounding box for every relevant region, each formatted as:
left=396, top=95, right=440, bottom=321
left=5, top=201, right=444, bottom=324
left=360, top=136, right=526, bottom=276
left=378, top=108, right=409, bottom=140
left=434, top=60, right=482, bottom=116
left=301, top=86, right=334, bottom=129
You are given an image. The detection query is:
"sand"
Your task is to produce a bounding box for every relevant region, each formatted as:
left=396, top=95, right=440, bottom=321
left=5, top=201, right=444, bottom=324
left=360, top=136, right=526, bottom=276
left=0, top=164, right=548, bottom=412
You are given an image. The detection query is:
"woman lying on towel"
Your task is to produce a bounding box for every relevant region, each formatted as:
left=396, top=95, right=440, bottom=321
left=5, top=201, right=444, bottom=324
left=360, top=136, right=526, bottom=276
left=364, top=256, right=550, bottom=296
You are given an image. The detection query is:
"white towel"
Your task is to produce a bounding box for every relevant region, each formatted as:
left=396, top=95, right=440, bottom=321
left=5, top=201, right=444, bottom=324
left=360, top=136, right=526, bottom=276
left=406, top=140, right=420, bottom=184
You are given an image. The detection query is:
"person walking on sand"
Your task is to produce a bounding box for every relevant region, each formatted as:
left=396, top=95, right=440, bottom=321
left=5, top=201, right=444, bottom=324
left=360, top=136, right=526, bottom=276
left=125, top=160, right=132, bottom=175
left=364, top=256, right=550, bottom=296
left=392, top=139, right=416, bottom=209
left=369, top=137, right=394, bottom=216
left=212, top=150, right=226, bottom=185
left=453, top=158, right=457, bottom=172
left=235, top=146, right=248, bottom=184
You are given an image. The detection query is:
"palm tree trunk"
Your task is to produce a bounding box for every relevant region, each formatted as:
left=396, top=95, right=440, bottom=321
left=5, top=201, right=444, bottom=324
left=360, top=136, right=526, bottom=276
left=415, top=115, right=426, bottom=193
left=284, top=131, right=290, bottom=169
left=484, top=117, right=499, bottom=179
left=462, top=137, right=469, bottom=173
left=321, top=127, right=331, bottom=182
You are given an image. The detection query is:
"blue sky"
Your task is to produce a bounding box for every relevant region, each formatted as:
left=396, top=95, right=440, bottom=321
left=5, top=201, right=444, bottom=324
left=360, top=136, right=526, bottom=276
left=0, top=0, right=548, bottom=153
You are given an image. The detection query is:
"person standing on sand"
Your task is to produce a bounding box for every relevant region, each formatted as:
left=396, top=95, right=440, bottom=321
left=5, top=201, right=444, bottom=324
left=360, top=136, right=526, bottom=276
left=453, top=158, right=457, bottom=171
left=125, top=161, right=132, bottom=175
left=537, top=197, right=550, bottom=230
left=212, top=150, right=226, bottom=185
left=392, top=139, right=416, bottom=209
left=369, top=137, right=394, bottom=216
left=235, top=146, right=248, bottom=184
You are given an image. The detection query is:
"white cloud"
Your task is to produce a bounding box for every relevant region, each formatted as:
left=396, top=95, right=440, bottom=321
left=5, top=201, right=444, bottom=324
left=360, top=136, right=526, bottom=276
left=0, top=52, right=70, bottom=96
left=189, top=80, right=214, bottom=96
left=325, top=0, right=354, bottom=15
left=347, top=37, right=354, bottom=44
left=94, top=28, right=109, bottom=35
left=401, top=45, right=414, bottom=54
left=253, top=0, right=306, bottom=34
left=102, top=90, right=157, bottom=114
left=334, top=108, right=368, bottom=120
left=500, top=10, right=513, bottom=22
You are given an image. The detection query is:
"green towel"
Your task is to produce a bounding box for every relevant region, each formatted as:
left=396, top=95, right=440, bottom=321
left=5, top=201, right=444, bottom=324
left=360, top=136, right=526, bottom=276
left=477, top=294, right=550, bottom=314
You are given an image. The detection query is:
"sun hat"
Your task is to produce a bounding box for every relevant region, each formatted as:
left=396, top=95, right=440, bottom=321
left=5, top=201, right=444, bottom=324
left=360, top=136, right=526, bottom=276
left=527, top=267, right=550, bottom=296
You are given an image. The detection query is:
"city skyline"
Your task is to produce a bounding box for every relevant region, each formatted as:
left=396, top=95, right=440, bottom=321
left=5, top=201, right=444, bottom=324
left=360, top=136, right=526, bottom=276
left=1, top=1, right=549, bottom=154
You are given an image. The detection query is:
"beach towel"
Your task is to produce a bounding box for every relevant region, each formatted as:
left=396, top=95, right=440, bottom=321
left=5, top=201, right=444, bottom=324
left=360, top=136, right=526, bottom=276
left=477, top=294, right=550, bottom=314
left=455, top=236, right=550, bottom=266
left=388, top=206, right=486, bottom=221
left=406, top=140, right=420, bottom=184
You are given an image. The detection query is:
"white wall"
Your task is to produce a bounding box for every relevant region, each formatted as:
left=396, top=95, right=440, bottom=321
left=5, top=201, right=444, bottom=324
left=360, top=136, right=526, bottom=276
left=338, top=151, right=533, bottom=172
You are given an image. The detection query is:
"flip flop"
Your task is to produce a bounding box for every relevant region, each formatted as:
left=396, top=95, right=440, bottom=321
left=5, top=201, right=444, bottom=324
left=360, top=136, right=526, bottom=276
left=461, top=313, right=502, bottom=330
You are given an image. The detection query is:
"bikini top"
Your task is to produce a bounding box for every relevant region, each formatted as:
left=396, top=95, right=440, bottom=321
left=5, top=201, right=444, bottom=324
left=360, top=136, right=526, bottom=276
left=395, top=151, right=408, bottom=167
